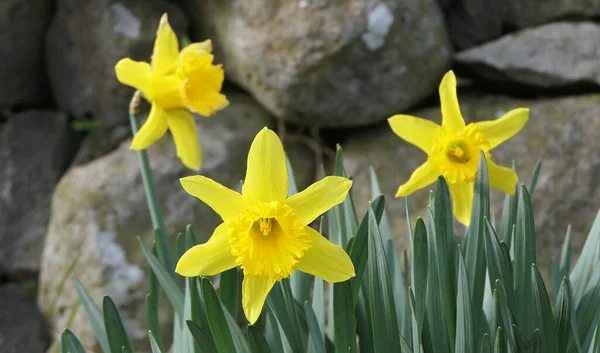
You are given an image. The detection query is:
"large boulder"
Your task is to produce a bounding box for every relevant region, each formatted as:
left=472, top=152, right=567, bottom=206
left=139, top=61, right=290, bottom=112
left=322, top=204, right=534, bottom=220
left=343, top=93, right=600, bottom=274
left=0, top=111, right=73, bottom=278
left=438, top=0, right=600, bottom=49
left=37, top=92, right=285, bottom=353
left=455, top=22, right=600, bottom=89
left=46, top=0, right=188, bottom=126
left=183, top=0, right=451, bottom=127
left=0, top=283, right=51, bottom=353
left=0, top=0, right=51, bottom=109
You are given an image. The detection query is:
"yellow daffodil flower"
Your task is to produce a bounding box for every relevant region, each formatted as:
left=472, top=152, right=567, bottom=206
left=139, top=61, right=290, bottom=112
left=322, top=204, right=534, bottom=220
left=115, top=14, right=228, bottom=171
left=388, top=71, right=529, bottom=225
left=176, top=127, right=355, bottom=324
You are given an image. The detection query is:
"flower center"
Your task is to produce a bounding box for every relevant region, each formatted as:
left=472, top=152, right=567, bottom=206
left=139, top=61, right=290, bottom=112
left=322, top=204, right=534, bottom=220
left=445, top=140, right=471, bottom=163
left=228, top=201, right=312, bottom=281
left=258, top=217, right=273, bottom=236
left=429, top=123, right=491, bottom=184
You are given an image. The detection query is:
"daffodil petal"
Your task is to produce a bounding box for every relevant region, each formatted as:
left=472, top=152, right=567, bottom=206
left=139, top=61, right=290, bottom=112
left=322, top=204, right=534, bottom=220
left=130, top=104, right=169, bottom=150
left=242, top=276, right=275, bottom=324
left=439, top=70, right=466, bottom=131
left=474, top=108, right=529, bottom=149
left=242, top=128, right=288, bottom=202
left=166, top=109, right=201, bottom=170
left=297, top=226, right=355, bottom=283
left=175, top=223, right=237, bottom=277
left=285, top=176, right=352, bottom=225
left=388, top=115, right=441, bottom=154
left=152, top=14, right=179, bottom=74
left=180, top=176, right=247, bottom=221
left=115, top=58, right=152, bottom=92
left=396, top=161, right=438, bottom=197
left=180, top=54, right=229, bottom=116
left=449, top=182, right=473, bottom=226
left=181, top=39, right=213, bottom=56
left=488, top=159, right=518, bottom=195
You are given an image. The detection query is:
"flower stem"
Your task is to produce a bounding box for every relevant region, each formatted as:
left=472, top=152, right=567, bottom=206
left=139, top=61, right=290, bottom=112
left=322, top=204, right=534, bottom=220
left=129, top=91, right=175, bottom=272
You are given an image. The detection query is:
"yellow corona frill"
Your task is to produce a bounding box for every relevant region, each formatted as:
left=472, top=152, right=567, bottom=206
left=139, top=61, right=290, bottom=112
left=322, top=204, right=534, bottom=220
left=176, top=128, right=356, bottom=324
left=115, top=14, right=228, bottom=171
left=388, top=71, right=529, bottom=225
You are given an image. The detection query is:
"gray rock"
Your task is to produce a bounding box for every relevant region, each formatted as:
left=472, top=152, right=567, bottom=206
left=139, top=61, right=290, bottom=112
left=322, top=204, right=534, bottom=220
left=439, top=0, right=600, bottom=50
left=505, top=0, right=600, bottom=30
left=38, top=92, right=275, bottom=353
left=0, top=283, right=51, bottom=353
left=455, top=22, right=600, bottom=88
left=0, top=111, right=73, bottom=278
left=437, top=0, right=506, bottom=49
left=183, top=0, right=451, bottom=127
left=0, top=0, right=51, bottom=108
left=46, top=0, right=188, bottom=126
left=343, top=94, right=600, bottom=275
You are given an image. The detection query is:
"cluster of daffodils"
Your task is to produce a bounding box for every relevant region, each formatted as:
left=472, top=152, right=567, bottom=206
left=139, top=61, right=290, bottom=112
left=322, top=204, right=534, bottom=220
left=115, top=15, right=528, bottom=324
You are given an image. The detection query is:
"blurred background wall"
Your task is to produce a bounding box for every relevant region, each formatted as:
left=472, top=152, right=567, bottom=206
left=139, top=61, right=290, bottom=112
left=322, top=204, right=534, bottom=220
left=0, top=0, right=599, bottom=352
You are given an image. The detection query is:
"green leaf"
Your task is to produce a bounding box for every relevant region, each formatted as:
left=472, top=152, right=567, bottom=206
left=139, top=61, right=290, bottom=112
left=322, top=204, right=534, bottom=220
left=149, top=331, right=165, bottom=353
left=103, top=296, right=135, bottom=353
left=266, top=280, right=306, bottom=353
left=479, top=334, right=492, bottom=353
left=493, top=327, right=506, bottom=353
left=495, top=281, right=518, bottom=352
left=219, top=268, right=240, bottom=319
left=531, top=265, right=559, bottom=353
left=573, top=271, right=600, bottom=352
left=62, top=329, right=87, bottom=353
left=560, top=226, right=573, bottom=277
left=306, top=302, right=326, bottom=353
left=409, top=291, right=423, bottom=353
left=499, top=162, right=518, bottom=247
left=333, top=145, right=359, bottom=247
left=146, top=295, right=163, bottom=352
left=186, top=321, right=218, bottom=353
left=366, top=205, right=401, bottom=352
left=484, top=220, right=516, bottom=314
left=182, top=278, right=200, bottom=353
left=571, top=209, right=600, bottom=303
left=356, top=292, right=375, bottom=353
left=465, top=152, right=490, bottom=336
left=72, top=119, right=100, bottom=131
left=433, top=176, right=457, bottom=349
left=456, top=250, right=475, bottom=353
left=175, top=232, right=185, bottom=262
left=200, top=278, right=237, bottom=353
left=265, top=307, right=286, bottom=353
left=590, top=320, right=600, bottom=353
left=412, top=217, right=428, bottom=341
left=73, top=277, right=110, bottom=353
left=312, top=276, right=325, bottom=332
left=139, top=237, right=184, bottom=315
left=185, top=224, right=198, bottom=248
left=349, top=194, right=385, bottom=303
left=425, top=209, right=451, bottom=353
left=248, top=325, right=274, bottom=353
left=528, top=160, right=543, bottom=197
left=147, top=245, right=164, bottom=353
left=554, top=277, right=572, bottom=353
left=333, top=281, right=356, bottom=353
left=513, top=185, right=537, bottom=335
